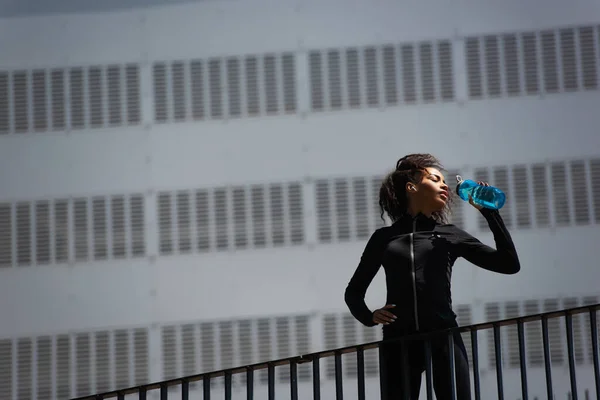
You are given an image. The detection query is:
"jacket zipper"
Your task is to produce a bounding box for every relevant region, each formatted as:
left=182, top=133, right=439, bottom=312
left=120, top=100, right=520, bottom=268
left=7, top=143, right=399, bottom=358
left=410, top=218, right=420, bottom=331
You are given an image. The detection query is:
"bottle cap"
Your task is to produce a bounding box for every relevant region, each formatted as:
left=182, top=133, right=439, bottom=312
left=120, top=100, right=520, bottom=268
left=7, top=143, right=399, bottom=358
left=455, top=175, right=463, bottom=194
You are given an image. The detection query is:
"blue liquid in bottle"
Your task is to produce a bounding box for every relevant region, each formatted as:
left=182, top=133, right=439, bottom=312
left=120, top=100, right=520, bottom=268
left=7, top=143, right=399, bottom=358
left=455, top=175, right=506, bottom=210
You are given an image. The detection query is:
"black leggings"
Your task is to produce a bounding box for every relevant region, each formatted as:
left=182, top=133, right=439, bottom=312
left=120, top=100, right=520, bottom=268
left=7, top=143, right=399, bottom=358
left=380, top=330, right=471, bottom=400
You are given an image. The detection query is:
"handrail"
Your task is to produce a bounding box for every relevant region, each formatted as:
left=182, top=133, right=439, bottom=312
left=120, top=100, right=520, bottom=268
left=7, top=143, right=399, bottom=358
left=71, top=303, right=600, bottom=400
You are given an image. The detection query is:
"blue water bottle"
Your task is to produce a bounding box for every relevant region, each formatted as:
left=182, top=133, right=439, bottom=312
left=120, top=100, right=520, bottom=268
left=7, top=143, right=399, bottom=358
left=455, top=175, right=506, bottom=210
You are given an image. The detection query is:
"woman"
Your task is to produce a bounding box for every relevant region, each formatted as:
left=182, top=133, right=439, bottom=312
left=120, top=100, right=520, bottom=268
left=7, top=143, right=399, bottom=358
left=344, top=154, right=520, bottom=400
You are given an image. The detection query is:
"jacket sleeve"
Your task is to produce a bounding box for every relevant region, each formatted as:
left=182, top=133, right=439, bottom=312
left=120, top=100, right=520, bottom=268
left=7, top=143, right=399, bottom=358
left=344, top=229, right=385, bottom=327
left=454, top=208, right=521, bottom=274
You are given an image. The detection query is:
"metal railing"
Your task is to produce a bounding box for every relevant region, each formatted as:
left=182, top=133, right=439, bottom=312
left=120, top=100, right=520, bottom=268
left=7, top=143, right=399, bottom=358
left=73, top=303, right=600, bottom=400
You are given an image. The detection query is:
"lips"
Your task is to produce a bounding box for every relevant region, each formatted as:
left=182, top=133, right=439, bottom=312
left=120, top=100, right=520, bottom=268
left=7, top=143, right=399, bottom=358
left=439, top=191, right=449, bottom=200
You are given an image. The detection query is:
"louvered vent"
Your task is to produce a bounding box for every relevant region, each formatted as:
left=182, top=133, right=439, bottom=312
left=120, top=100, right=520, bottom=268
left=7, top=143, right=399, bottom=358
left=503, top=34, right=520, bottom=96
left=0, top=194, right=145, bottom=267
left=315, top=175, right=388, bottom=244
left=17, top=338, right=32, bottom=399
left=162, top=325, right=178, bottom=379
left=551, top=162, right=571, bottom=226
left=75, top=333, right=91, bottom=396
left=0, top=203, right=12, bottom=267
left=531, top=164, right=550, bottom=227
left=37, top=339, right=52, bottom=399
left=0, top=340, right=12, bottom=399
left=0, top=72, right=9, bottom=134
left=592, top=159, right=600, bottom=223
left=257, top=318, right=271, bottom=384
left=512, top=165, right=531, bottom=228
left=466, top=25, right=600, bottom=99
left=153, top=53, right=296, bottom=123
left=0, top=64, right=141, bottom=133
left=571, top=160, right=590, bottom=225
left=56, top=335, right=71, bottom=399
left=158, top=182, right=304, bottom=256
left=95, top=331, right=110, bottom=393
left=16, top=202, right=31, bottom=266
left=310, top=41, right=454, bottom=112
left=114, top=330, right=129, bottom=388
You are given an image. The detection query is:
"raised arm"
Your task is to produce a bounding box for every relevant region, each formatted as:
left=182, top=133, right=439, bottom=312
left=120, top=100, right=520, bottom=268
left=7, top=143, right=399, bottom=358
left=454, top=208, right=520, bottom=274
left=344, top=229, right=385, bottom=327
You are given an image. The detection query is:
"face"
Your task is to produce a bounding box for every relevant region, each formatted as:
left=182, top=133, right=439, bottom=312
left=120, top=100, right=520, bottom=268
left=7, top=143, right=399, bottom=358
left=406, top=167, right=450, bottom=213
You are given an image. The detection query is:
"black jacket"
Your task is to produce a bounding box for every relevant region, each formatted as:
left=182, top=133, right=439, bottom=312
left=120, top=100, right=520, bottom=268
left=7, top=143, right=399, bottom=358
left=344, top=208, right=520, bottom=334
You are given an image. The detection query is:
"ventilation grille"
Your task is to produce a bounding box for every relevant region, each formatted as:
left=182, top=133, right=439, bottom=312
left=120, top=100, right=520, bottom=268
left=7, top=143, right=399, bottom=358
left=0, top=327, right=149, bottom=400
left=0, top=194, right=145, bottom=268
left=315, top=176, right=384, bottom=244
left=309, top=40, right=455, bottom=112
left=465, top=25, right=599, bottom=99
left=484, top=296, right=599, bottom=370
left=160, top=314, right=312, bottom=386
left=473, top=157, right=600, bottom=230
left=157, top=182, right=304, bottom=255
left=152, top=53, right=296, bottom=123
left=0, top=64, right=141, bottom=135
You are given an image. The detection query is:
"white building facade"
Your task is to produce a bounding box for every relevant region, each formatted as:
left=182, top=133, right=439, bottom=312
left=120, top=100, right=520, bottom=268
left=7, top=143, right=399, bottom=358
left=0, top=0, right=599, bottom=398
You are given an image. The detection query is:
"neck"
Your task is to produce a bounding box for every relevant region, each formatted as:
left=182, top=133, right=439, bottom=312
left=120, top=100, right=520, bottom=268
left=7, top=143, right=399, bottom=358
left=407, top=204, right=433, bottom=218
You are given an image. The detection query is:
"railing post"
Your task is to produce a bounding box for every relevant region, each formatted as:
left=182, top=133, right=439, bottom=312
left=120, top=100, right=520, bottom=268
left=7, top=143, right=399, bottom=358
left=312, top=356, right=321, bottom=400
left=246, top=367, right=254, bottom=400
left=447, top=332, right=457, bottom=400
left=224, top=371, right=233, bottom=400
left=334, top=351, right=343, bottom=400
left=181, top=380, right=189, bottom=400
left=517, top=320, right=528, bottom=400
left=203, top=375, right=211, bottom=400
left=290, top=359, right=298, bottom=400
left=493, top=324, right=504, bottom=400
left=356, top=347, right=366, bottom=400
left=424, top=339, right=433, bottom=400
left=268, top=363, right=275, bottom=400
left=541, top=316, right=554, bottom=400
left=566, top=313, right=579, bottom=400
left=471, top=329, right=482, bottom=400
left=379, top=345, right=388, bottom=400
left=590, top=309, right=600, bottom=400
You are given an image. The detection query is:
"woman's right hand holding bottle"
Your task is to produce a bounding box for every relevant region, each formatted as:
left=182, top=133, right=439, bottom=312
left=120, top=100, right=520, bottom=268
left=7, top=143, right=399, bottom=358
left=372, top=304, right=397, bottom=325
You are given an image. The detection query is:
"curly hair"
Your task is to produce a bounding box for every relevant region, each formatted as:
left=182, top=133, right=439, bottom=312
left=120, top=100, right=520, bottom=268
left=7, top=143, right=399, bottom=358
left=378, top=153, right=454, bottom=224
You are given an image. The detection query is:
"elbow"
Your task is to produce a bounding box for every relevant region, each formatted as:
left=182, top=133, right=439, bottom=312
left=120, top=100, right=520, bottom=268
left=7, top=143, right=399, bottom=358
left=344, top=285, right=355, bottom=306
left=503, top=254, right=521, bottom=275
left=506, top=263, right=520, bottom=274
left=344, top=284, right=363, bottom=308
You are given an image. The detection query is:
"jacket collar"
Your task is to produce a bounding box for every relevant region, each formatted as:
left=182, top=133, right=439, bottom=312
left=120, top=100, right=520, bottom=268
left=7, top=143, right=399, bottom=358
left=392, top=212, right=437, bottom=232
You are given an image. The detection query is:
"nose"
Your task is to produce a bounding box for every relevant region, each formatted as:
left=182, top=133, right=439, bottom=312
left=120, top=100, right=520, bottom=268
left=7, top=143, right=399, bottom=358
left=441, top=182, right=449, bottom=191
